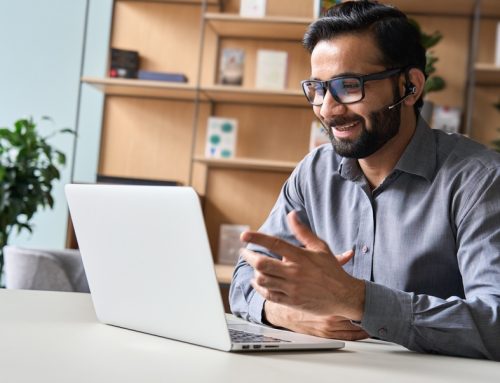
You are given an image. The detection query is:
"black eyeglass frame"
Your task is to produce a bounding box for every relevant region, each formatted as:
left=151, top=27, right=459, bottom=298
left=301, top=67, right=404, bottom=106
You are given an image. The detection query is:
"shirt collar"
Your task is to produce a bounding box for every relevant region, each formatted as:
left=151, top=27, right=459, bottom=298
left=395, top=117, right=437, bottom=182
left=338, top=157, right=362, bottom=181
left=337, top=117, right=437, bottom=182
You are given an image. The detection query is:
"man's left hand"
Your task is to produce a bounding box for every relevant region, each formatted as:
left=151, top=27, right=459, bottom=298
left=241, top=210, right=365, bottom=322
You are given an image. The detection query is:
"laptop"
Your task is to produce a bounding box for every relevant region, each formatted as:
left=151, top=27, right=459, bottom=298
left=65, top=184, right=345, bottom=352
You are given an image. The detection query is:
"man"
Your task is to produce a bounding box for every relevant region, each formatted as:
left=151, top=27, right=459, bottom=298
left=229, top=1, right=500, bottom=360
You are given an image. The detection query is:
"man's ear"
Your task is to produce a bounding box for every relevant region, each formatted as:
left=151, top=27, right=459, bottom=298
left=404, top=68, right=426, bottom=106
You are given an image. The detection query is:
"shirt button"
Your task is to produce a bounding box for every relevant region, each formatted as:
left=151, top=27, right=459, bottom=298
left=378, top=327, right=387, bottom=337
left=362, top=245, right=369, bottom=253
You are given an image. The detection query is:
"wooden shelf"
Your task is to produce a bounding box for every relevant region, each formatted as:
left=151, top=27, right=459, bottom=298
left=215, top=264, right=233, bottom=285
left=474, top=63, right=500, bottom=86
left=194, top=156, right=297, bottom=172
left=82, top=77, right=204, bottom=101
left=130, top=0, right=219, bottom=4
left=387, top=0, right=474, bottom=16
left=384, top=0, right=500, bottom=17
left=201, top=85, right=307, bottom=106
left=204, top=13, right=311, bottom=40
left=480, top=0, right=500, bottom=17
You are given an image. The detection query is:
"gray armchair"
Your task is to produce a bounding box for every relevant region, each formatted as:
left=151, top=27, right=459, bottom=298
left=4, top=246, right=89, bottom=292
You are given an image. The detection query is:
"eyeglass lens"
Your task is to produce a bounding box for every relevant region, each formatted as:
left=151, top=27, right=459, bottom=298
left=303, top=77, right=363, bottom=105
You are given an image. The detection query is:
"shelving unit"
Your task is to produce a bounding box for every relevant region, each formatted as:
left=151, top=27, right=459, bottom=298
left=474, top=64, right=500, bottom=86
left=204, top=13, right=311, bottom=40
left=80, top=0, right=500, bottom=290
left=201, top=85, right=305, bottom=106
left=193, top=156, right=297, bottom=172
left=83, top=77, right=201, bottom=100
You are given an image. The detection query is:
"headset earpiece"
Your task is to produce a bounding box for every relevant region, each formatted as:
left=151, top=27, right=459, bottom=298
left=406, top=83, right=417, bottom=96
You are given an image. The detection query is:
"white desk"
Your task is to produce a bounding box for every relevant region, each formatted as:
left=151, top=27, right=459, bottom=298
left=1, top=289, right=498, bottom=383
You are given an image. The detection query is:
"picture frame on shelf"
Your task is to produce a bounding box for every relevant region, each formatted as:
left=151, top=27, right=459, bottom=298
left=218, top=48, right=245, bottom=86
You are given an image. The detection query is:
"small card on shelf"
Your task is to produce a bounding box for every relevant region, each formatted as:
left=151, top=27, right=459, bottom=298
left=309, top=120, right=331, bottom=151
left=218, top=224, right=250, bottom=265
left=219, top=48, right=245, bottom=86
left=240, top=0, right=266, bottom=18
left=255, top=49, right=288, bottom=90
left=495, top=22, right=500, bottom=67
left=431, top=105, right=461, bottom=134
left=205, top=117, right=238, bottom=159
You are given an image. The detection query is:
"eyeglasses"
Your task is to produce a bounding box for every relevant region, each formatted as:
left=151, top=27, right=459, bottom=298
left=301, top=68, right=403, bottom=106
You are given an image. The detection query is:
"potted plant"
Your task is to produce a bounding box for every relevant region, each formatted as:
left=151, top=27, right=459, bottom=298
left=409, top=19, right=446, bottom=122
left=0, top=117, right=73, bottom=283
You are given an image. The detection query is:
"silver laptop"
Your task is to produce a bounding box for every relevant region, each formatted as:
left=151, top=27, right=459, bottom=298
left=65, top=184, right=345, bottom=352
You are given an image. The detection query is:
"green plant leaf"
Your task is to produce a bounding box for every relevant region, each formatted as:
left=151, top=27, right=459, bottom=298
left=424, top=76, right=445, bottom=94
left=410, top=18, right=446, bottom=95
left=59, top=128, right=75, bottom=135
left=0, top=117, right=70, bottom=277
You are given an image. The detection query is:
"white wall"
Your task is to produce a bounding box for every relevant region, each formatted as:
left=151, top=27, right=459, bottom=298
left=0, top=0, right=112, bottom=250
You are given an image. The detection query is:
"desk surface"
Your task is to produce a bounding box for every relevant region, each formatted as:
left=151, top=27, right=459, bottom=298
left=1, top=289, right=498, bottom=383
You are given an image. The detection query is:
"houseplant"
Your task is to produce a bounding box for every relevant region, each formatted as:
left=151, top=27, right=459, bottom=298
left=408, top=19, right=446, bottom=94
left=408, top=19, right=446, bottom=123
left=0, top=117, right=72, bottom=282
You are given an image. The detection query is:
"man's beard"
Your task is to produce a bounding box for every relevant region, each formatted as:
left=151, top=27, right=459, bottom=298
left=325, top=95, right=402, bottom=159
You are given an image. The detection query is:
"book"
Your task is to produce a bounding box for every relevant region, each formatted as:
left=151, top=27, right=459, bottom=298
left=309, top=120, right=331, bottom=151
left=495, top=22, right=500, bottom=67
left=240, top=0, right=266, bottom=18
left=313, top=0, right=341, bottom=18
left=205, top=117, right=238, bottom=158
left=255, top=50, right=288, bottom=90
left=431, top=105, right=461, bottom=134
left=218, top=224, right=250, bottom=265
left=137, top=70, right=187, bottom=83
left=218, top=48, right=245, bottom=85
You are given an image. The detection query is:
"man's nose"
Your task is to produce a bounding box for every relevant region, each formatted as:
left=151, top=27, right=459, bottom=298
left=319, top=91, right=347, bottom=120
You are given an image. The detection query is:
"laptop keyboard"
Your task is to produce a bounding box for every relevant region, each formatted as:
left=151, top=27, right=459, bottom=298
left=229, top=328, right=290, bottom=343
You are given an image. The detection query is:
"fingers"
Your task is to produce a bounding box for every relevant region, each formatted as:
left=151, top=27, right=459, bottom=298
left=240, top=210, right=328, bottom=261
left=322, top=330, right=369, bottom=341
left=241, top=248, right=289, bottom=278
left=250, top=279, right=289, bottom=304
left=286, top=211, right=329, bottom=252
left=240, top=230, right=304, bottom=261
left=336, top=250, right=354, bottom=266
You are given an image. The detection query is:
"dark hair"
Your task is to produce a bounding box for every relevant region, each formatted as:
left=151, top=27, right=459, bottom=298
left=303, top=1, right=426, bottom=114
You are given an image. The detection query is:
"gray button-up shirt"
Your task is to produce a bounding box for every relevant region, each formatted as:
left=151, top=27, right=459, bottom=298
left=229, top=119, right=500, bottom=360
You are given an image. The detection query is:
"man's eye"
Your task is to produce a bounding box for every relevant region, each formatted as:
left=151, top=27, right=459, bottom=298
left=313, top=83, right=325, bottom=94
left=342, top=81, right=360, bottom=90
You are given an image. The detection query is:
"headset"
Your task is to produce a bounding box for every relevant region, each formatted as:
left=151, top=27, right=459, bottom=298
left=387, top=81, right=417, bottom=110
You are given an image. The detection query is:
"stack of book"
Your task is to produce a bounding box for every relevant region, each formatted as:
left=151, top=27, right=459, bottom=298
left=137, top=70, right=188, bottom=83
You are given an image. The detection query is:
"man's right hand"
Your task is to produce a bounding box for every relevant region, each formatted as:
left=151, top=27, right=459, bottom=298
left=264, top=300, right=369, bottom=341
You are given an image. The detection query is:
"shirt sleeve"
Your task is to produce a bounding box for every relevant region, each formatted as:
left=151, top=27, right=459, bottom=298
left=361, top=166, right=500, bottom=361
left=229, top=160, right=308, bottom=324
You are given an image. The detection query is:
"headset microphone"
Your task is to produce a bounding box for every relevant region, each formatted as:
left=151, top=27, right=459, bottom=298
left=387, top=83, right=417, bottom=110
